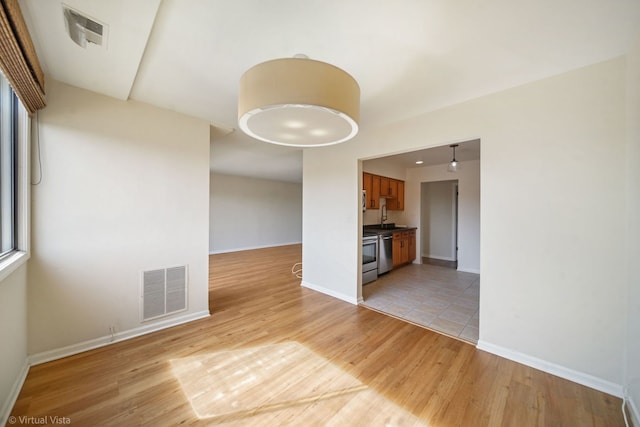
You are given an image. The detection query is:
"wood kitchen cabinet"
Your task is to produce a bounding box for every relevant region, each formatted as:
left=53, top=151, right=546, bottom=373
left=363, top=172, right=380, bottom=209
left=395, top=181, right=405, bottom=210
left=387, top=179, right=404, bottom=210
left=363, top=172, right=405, bottom=211
left=392, top=229, right=416, bottom=267
left=380, top=176, right=391, bottom=197
left=408, top=228, right=415, bottom=261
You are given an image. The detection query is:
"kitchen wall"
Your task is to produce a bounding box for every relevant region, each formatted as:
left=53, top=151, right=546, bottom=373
left=209, top=173, right=302, bottom=253
left=303, top=58, right=627, bottom=394
left=0, top=264, right=27, bottom=421
left=28, top=80, right=211, bottom=357
left=408, top=160, right=480, bottom=274
left=625, top=35, right=640, bottom=424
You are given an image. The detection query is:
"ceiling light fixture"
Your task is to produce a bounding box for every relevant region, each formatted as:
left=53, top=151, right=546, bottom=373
left=238, top=56, right=360, bottom=147
left=415, top=160, right=424, bottom=165
left=447, top=144, right=459, bottom=172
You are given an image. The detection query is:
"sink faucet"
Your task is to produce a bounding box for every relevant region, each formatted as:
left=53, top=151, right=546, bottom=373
left=381, top=204, right=387, bottom=226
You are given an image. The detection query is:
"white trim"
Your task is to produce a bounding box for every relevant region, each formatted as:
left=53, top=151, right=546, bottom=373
left=476, top=340, right=623, bottom=397
left=629, top=394, right=640, bottom=427
left=16, top=104, right=30, bottom=257
left=423, top=254, right=456, bottom=261
left=457, top=266, right=480, bottom=274
left=209, top=241, right=302, bottom=255
left=0, top=104, right=30, bottom=282
left=301, top=280, right=358, bottom=305
left=0, top=359, right=29, bottom=427
left=29, top=310, right=210, bottom=366
left=0, top=250, right=28, bottom=282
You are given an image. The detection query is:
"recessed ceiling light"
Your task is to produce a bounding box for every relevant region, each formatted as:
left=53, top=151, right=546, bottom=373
left=415, top=160, right=424, bottom=165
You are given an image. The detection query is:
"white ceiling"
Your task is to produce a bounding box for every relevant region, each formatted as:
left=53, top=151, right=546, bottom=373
left=19, top=0, right=640, bottom=183
left=365, top=139, right=481, bottom=171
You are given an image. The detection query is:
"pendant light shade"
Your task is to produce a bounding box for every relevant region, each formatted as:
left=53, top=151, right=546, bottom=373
left=447, top=144, right=459, bottom=172
left=238, top=57, right=360, bottom=147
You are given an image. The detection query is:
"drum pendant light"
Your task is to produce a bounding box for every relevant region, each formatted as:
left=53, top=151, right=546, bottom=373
left=238, top=56, right=360, bottom=147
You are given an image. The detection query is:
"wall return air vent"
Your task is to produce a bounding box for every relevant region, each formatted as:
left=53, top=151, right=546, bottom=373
left=62, top=5, right=107, bottom=48
left=141, top=266, right=188, bottom=321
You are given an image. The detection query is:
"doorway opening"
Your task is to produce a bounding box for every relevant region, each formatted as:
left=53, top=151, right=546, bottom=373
left=359, top=139, right=481, bottom=343
left=421, top=180, right=458, bottom=269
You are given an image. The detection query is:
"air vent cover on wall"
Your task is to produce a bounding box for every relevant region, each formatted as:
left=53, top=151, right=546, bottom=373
left=142, top=266, right=187, bottom=321
left=62, top=4, right=107, bottom=48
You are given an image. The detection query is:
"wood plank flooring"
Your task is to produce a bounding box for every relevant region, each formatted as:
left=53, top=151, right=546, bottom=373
left=10, top=244, right=625, bottom=426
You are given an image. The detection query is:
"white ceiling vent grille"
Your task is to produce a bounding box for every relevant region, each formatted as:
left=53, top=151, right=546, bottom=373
left=62, top=5, right=107, bottom=49
left=142, top=266, right=188, bottom=322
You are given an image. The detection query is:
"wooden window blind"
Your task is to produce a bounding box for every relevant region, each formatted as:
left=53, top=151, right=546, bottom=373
left=0, top=0, right=45, bottom=114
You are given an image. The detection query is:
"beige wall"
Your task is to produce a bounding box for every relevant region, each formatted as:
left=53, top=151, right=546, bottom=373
left=303, top=58, right=627, bottom=393
left=209, top=173, right=302, bottom=253
left=625, top=35, right=640, bottom=423
left=28, top=80, right=211, bottom=355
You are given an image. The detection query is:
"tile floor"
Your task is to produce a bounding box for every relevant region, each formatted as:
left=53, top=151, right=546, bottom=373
left=361, top=263, right=480, bottom=343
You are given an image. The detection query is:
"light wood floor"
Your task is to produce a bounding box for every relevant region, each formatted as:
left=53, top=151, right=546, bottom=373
left=10, top=244, right=625, bottom=426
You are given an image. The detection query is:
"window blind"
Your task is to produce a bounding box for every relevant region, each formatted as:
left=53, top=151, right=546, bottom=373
left=0, top=0, right=45, bottom=115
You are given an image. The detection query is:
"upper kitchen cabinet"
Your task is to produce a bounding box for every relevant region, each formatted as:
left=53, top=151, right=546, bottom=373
left=380, top=176, right=399, bottom=199
left=397, top=181, right=405, bottom=210
left=363, top=172, right=405, bottom=211
left=363, top=172, right=381, bottom=209
left=387, top=180, right=404, bottom=210
left=380, top=176, right=390, bottom=197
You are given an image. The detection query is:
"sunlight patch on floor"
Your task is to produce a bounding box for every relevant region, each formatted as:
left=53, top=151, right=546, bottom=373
left=171, top=341, right=428, bottom=425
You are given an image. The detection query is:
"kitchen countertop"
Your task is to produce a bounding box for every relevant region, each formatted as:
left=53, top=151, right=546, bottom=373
left=363, top=224, right=417, bottom=234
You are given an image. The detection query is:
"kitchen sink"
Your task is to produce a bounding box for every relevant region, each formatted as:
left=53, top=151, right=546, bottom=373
left=376, top=223, right=397, bottom=229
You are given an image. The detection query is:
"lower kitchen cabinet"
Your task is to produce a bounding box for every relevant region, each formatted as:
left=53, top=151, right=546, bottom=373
left=408, top=229, right=416, bottom=261
left=392, top=229, right=416, bottom=267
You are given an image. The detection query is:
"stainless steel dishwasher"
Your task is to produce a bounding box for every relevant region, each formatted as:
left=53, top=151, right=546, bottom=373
left=378, top=232, right=393, bottom=274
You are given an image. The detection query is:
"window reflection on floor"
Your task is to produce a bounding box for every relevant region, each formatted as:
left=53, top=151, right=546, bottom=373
left=171, top=341, right=429, bottom=425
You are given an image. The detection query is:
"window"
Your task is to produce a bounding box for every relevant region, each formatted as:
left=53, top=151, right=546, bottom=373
left=0, top=70, right=29, bottom=280
left=0, top=71, right=17, bottom=259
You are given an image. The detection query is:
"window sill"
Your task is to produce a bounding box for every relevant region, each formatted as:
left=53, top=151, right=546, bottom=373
left=0, top=250, right=29, bottom=283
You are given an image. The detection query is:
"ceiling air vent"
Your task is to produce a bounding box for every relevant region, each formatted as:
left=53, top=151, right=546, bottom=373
left=62, top=5, right=106, bottom=48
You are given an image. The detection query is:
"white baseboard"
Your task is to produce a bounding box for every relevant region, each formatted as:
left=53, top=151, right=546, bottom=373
left=628, top=394, right=640, bottom=427
left=457, top=266, right=480, bottom=274
left=423, top=254, right=456, bottom=262
left=476, top=340, right=623, bottom=397
left=0, top=359, right=29, bottom=427
left=29, top=310, right=211, bottom=366
left=300, top=281, right=358, bottom=305
left=210, top=241, right=302, bottom=255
